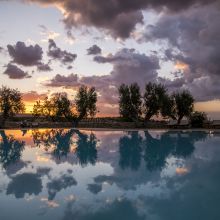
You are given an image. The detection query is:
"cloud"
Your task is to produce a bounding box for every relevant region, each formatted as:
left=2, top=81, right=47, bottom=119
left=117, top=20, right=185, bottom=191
left=140, top=3, right=220, bottom=101
left=37, top=62, right=52, bottom=72
left=44, top=48, right=160, bottom=116
left=87, top=183, right=102, bottom=194
left=39, top=24, right=60, bottom=42
left=87, top=44, right=102, bottom=55
left=6, top=173, right=42, bottom=198
left=24, top=0, right=219, bottom=39
left=94, top=48, right=160, bottom=88
left=3, top=63, right=31, bottom=79
left=47, top=39, right=77, bottom=64
left=45, top=48, right=160, bottom=90
left=44, top=73, right=79, bottom=88
left=47, top=174, right=77, bottom=200
left=7, top=41, right=43, bottom=66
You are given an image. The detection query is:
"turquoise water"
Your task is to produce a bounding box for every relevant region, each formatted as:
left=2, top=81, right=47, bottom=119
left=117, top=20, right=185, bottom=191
left=0, top=129, right=220, bottom=220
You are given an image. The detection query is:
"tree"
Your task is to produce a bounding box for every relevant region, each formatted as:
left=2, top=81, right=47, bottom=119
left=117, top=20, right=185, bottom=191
left=143, top=82, right=167, bottom=120
left=75, top=86, right=97, bottom=121
left=32, top=100, right=43, bottom=119
left=173, top=90, right=194, bottom=124
left=32, top=86, right=97, bottom=124
left=51, top=93, right=73, bottom=121
left=0, top=86, right=25, bottom=126
left=190, top=111, right=207, bottom=128
left=160, top=94, right=176, bottom=119
left=118, top=84, right=131, bottom=120
left=43, top=96, right=59, bottom=121
left=32, top=93, right=73, bottom=121
left=129, top=83, right=142, bottom=121
left=118, top=83, right=142, bottom=121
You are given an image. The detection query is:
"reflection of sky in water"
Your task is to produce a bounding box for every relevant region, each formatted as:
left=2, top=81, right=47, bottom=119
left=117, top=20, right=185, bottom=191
left=0, top=129, right=220, bottom=220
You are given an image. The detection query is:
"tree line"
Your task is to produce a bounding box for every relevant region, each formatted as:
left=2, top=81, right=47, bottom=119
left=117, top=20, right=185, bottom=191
left=0, top=85, right=97, bottom=126
left=0, top=83, right=205, bottom=126
left=118, top=82, right=195, bottom=124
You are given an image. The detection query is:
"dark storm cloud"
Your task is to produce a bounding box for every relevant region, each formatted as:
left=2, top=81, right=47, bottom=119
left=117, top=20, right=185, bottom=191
left=140, top=3, right=220, bottom=101
left=7, top=41, right=43, bottom=66
left=87, top=44, right=102, bottom=55
left=3, top=63, right=31, bottom=79
left=48, top=39, right=77, bottom=64
left=25, top=0, right=219, bottom=38
left=94, top=48, right=160, bottom=88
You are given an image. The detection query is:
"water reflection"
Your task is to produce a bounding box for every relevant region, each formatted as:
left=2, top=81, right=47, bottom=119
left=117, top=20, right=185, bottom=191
left=47, top=174, right=77, bottom=200
left=118, top=130, right=208, bottom=171
left=6, top=173, right=42, bottom=198
left=75, top=130, right=97, bottom=166
left=119, top=131, right=142, bottom=170
left=32, top=129, right=75, bottom=157
left=0, top=129, right=219, bottom=220
left=0, top=129, right=208, bottom=172
left=0, top=131, right=25, bottom=168
left=143, top=131, right=207, bottom=171
left=32, top=129, right=97, bottom=165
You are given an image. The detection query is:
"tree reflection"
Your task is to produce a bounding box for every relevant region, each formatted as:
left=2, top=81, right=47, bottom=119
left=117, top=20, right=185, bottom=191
left=144, top=131, right=173, bottom=172
left=119, top=131, right=142, bottom=170
left=32, top=129, right=98, bottom=166
left=118, top=131, right=208, bottom=172
left=32, top=129, right=75, bottom=158
left=75, top=130, right=97, bottom=166
left=0, top=131, right=25, bottom=168
left=144, top=131, right=208, bottom=171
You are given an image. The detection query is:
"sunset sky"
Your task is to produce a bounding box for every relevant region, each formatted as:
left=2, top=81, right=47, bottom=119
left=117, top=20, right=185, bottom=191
left=0, top=0, right=220, bottom=118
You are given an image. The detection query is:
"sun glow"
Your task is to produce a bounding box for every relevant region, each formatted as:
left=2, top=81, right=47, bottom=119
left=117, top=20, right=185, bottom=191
left=176, top=167, right=189, bottom=175
left=174, top=61, right=189, bottom=71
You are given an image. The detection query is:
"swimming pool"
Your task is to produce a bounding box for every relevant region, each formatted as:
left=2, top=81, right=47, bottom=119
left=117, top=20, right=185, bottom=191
left=0, top=129, right=219, bottom=220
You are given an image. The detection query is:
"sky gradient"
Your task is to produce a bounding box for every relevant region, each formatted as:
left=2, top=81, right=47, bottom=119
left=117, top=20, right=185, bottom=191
left=0, top=0, right=220, bottom=118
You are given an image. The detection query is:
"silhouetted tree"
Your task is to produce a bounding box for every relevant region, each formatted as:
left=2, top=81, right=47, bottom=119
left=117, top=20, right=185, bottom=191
left=32, top=100, right=43, bottom=119
left=173, top=90, right=194, bottom=124
left=190, top=111, right=207, bottom=128
left=118, top=83, right=142, bottom=121
left=75, top=85, right=97, bottom=121
left=32, top=86, right=97, bottom=124
left=52, top=93, right=73, bottom=121
left=0, top=86, right=25, bottom=126
left=160, top=94, right=176, bottom=119
left=32, top=93, right=73, bottom=121
left=118, top=84, right=131, bottom=120
left=143, top=83, right=167, bottom=120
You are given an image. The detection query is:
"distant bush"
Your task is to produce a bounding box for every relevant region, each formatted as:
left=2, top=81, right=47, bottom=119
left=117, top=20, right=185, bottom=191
left=190, top=111, right=207, bottom=128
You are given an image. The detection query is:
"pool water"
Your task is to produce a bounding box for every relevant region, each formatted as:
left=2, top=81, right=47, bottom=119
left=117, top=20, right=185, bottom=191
left=0, top=129, right=220, bottom=220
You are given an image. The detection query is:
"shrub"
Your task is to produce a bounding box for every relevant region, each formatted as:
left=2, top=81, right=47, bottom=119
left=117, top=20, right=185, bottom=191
left=190, top=111, right=207, bottom=128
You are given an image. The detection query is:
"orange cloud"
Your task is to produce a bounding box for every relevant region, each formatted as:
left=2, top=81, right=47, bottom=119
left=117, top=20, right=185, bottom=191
left=176, top=167, right=189, bottom=175
left=174, top=61, right=189, bottom=71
